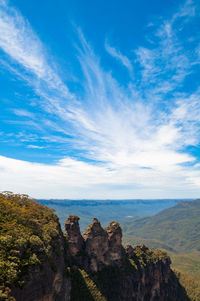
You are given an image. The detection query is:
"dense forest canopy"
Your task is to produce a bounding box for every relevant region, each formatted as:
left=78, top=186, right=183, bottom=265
left=0, top=192, right=61, bottom=299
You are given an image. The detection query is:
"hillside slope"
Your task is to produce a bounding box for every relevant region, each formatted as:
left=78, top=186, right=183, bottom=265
left=122, top=199, right=200, bottom=300
left=122, top=199, right=200, bottom=253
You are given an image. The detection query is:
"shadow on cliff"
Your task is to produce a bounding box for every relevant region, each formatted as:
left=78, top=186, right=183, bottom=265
left=90, top=257, right=138, bottom=301
left=70, top=257, right=141, bottom=301
left=70, top=268, right=102, bottom=301
left=69, top=261, right=191, bottom=301
left=168, top=270, right=191, bottom=301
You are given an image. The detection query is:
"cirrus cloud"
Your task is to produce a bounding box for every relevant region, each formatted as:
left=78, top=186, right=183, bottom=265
left=0, top=0, right=200, bottom=198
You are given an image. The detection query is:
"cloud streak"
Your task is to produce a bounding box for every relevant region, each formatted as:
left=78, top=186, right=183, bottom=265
left=0, top=1, right=79, bottom=125
left=105, top=41, right=133, bottom=75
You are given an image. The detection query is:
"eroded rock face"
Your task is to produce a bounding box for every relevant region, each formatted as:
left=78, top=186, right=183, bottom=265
left=65, top=215, right=84, bottom=257
left=124, top=244, right=178, bottom=301
left=7, top=215, right=188, bottom=301
left=106, top=221, right=123, bottom=262
left=64, top=216, right=189, bottom=301
left=65, top=217, right=124, bottom=272
left=83, top=218, right=109, bottom=271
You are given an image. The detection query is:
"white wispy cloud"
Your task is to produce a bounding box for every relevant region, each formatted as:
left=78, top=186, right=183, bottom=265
left=13, top=109, right=35, bottom=119
left=105, top=41, right=133, bottom=75
left=0, top=1, right=78, bottom=123
left=0, top=0, right=200, bottom=198
left=26, top=145, right=46, bottom=149
left=0, top=2, right=49, bottom=78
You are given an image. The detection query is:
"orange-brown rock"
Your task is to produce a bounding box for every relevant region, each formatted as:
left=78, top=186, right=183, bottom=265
left=65, top=217, right=124, bottom=272
left=83, top=218, right=109, bottom=271
left=106, top=221, right=123, bottom=262
left=64, top=216, right=189, bottom=300
left=65, top=215, right=84, bottom=257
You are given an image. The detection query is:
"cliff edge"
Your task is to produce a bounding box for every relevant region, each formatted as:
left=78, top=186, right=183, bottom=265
left=65, top=216, right=189, bottom=301
left=0, top=193, right=189, bottom=301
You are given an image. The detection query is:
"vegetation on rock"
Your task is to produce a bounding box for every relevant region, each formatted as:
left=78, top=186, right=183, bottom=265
left=0, top=192, right=63, bottom=300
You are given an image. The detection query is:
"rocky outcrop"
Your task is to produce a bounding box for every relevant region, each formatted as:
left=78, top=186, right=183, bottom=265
left=65, top=215, right=84, bottom=257
left=65, top=217, right=124, bottom=272
left=65, top=217, right=189, bottom=301
left=106, top=221, right=123, bottom=263
left=83, top=218, right=109, bottom=271
left=125, top=244, right=173, bottom=301
left=6, top=215, right=188, bottom=301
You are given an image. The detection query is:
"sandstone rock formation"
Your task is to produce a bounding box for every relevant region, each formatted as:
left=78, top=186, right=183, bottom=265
left=125, top=244, right=173, bottom=301
left=106, top=221, right=123, bottom=263
left=65, top=216, right=189, bottom=301
left=65, top=215, right=84, bottom=257
left=83, top=217, right=109, bottom=271
left=65, top=217, right=124, bottom=272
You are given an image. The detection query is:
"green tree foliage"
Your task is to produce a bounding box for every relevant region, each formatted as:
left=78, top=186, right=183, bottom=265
left=0, top=192, right=60, bottom=299
left=175, top=271, right=200, bottom=301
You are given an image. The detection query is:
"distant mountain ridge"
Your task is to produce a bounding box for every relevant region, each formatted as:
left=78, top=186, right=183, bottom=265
left=38, top=199, right=187, bottom=206
left=37, top=199, right=185, bottom=230
left=122, top=199, right=200, bottom=253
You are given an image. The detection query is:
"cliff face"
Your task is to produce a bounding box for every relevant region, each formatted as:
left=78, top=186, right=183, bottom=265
left=0, top=194, right=189, bottom=301
left=65, top=216, right=189, bottom=301
left=10, top=223, right=71, bottom=301
left=0, top=193, right=71, bottom=301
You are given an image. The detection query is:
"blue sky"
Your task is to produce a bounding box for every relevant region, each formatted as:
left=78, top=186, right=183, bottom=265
left=0, top=0, right=200, bottom=198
